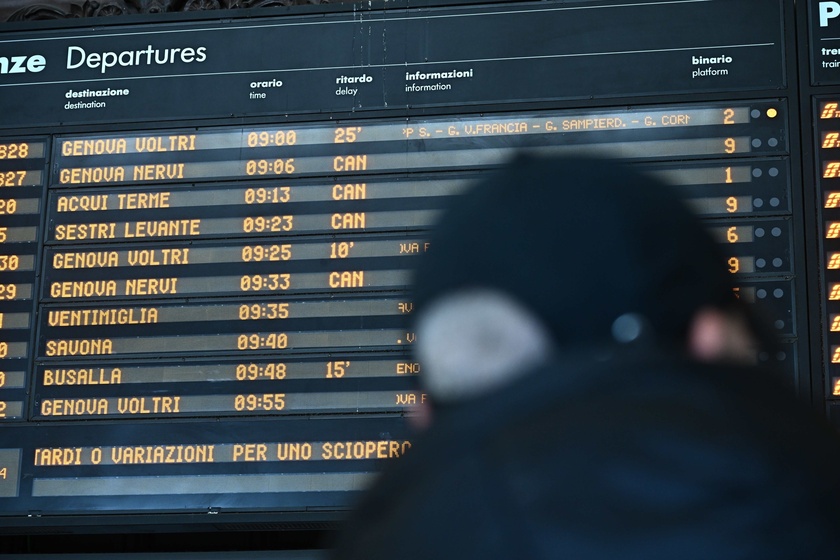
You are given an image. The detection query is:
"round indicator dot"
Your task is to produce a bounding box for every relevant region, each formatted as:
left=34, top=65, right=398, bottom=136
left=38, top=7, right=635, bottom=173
left=771, top=227, right=782, bottom=237
left=752, top=138, right=762, bottom=148
left=767, top=108, right=778, bottom=118
left=770, top=197, right=780, bottom=207
left=773, top=288, right=784, bottom=298
left=772, top=258, right=783, bottom=268
left=756, top=258, right=766, bottom=268
left=758, top=351, right=770, bottom=361
left=754, top=198, right=764, bottom=208
left=774, top=320, right=785, bottom=330
left=768, top=138, right=779, bottom=147
left=753, top=168, right=763, bottom=178
left=776, top=351, right=787, bottom=361
left=755, top=228, right=766, bottom=237
left=757, top=289, right=768, bottom=299
left=769, top=167, right=779, bottom=177
left=751, top=109, right=761, bottom=118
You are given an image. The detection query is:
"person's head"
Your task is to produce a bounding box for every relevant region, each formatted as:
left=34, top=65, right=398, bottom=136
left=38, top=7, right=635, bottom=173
left=412, top=155, right=765, bottom=408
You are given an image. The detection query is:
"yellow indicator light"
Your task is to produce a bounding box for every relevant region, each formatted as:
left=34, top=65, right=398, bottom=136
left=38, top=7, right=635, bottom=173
left=822, top=102, right=840, bottom=119
left=830, top=254, right=840, bottom=269
left=766, top=108, right=778, bottom=119
left=834, top=378, right=840, bottom=396
left=826, top=162, right=840, bottom=178
left=832, top=315, right=840, bottom=331
left=829, top=284, right=840, bottom=300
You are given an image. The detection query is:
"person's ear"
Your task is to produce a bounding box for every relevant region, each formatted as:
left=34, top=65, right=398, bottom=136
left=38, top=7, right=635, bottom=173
left=687, top=307, right=757, bottom=364
left=406, top=398, right=433, bottom=432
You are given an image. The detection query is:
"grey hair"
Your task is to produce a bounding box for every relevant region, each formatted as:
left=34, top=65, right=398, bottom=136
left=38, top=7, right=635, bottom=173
left=415, top=289, right=554, bottom=401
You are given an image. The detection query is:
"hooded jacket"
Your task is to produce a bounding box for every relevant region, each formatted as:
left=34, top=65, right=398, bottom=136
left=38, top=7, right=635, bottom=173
left=330, top=349, right=840, bottom=559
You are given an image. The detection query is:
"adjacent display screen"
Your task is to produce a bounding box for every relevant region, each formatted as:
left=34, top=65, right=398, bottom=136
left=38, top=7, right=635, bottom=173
left=0, top=0, right=809, bottom=534
left=815, top=98, right=840, bottom=415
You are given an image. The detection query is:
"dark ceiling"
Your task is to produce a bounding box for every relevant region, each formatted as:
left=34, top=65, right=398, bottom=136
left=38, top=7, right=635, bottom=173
left=0, top=0, right=348, bottom=23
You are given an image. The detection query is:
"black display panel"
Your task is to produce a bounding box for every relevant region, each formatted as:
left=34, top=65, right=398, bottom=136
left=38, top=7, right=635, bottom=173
left=0, top=0, right=817, bottom=541
left=0, top=0, right=783, bottom=127
left=813, top=97, right=840, bottom=421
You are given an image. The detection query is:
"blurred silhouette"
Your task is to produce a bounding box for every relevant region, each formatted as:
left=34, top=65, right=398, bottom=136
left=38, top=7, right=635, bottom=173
left=330, top=155, right=840, bottom=560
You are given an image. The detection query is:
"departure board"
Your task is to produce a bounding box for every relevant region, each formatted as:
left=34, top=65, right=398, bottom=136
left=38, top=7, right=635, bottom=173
left=805, top=0, right=840, bottom=425
left=0, top=0, right=821, bottom=538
